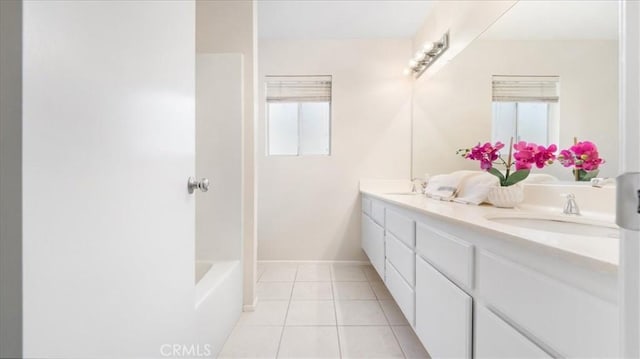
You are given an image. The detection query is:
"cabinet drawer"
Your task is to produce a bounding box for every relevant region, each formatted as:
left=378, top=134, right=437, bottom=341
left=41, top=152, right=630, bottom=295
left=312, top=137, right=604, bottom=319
left=415, top=256, right=472, bottom=359
left=361, top=197, right=372, bottom=216
left=386, top=209, right=415, bottom=248
left=475, top=305, right=551, bottom=359
left=362, top=215, right=385, bottom=278
left=477, top=251, right=618, bottom=358
left=416, top=222, right=473, bottom=290
left=371, top=201, right=385, bottom=226
left=385, top=260, right=415, bottom=326
left=385, top=232, right=415, bottom=286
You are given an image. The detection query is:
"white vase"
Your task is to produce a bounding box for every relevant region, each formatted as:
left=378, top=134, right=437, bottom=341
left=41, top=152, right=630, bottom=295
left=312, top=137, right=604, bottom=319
left=487, top=184, right=524, bottom=208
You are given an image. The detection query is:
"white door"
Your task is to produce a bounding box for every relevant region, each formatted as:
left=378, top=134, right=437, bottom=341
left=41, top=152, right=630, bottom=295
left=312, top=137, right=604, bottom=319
left=22, top=1, right=196, bottom=357
left=620, top=1, right=640, bottom=357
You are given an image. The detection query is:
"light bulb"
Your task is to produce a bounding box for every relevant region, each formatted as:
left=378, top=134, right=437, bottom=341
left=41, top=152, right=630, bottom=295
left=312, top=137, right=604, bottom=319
left=408, top=59, right=418, bottom=68
left=414, top=51, right=426, bottom=62
left=403, top=68, right=412, bottom=76
left=422, top=42, right=435, bottom=54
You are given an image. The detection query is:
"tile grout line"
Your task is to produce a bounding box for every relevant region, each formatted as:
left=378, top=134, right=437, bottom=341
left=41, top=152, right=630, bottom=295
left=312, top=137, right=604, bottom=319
left=262, top=262, right=408, bottom=358
left=365, top=268, right=409, bottom=359
left=331, top=265, right=344, bottom=359
left=274, top=264, right=299, bottom=359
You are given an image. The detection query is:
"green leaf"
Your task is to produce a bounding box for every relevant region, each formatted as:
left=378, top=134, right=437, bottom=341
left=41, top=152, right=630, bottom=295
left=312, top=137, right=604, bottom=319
left=504, top=169, right=530, bottom=186
left=487, top=167, right=505, bottom=185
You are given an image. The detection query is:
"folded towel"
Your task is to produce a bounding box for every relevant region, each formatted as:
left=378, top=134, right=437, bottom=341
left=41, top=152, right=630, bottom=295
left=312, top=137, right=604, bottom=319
left=453, top=172, right=499, bottom=205
left=425, top=170, right=477, bottom=201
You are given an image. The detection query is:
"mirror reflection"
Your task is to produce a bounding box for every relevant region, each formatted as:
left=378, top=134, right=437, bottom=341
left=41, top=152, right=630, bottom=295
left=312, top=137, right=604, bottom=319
left=411, top=0, right=619, bottom=181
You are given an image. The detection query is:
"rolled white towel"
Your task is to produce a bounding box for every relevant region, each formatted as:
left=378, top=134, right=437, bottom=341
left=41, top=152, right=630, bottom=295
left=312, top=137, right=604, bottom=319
left=425, top=171, right=478, bottom=201
left=453, top=172, right=500, bottom=205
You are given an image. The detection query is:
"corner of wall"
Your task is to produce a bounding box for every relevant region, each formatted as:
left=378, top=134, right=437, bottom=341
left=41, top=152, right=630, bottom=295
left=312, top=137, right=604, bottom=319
left=194, top=0, right=258, bottom=309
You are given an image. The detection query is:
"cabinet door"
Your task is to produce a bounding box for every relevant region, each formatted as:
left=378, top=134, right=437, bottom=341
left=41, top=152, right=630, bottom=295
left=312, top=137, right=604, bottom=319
left=362, top=197, right=372, bottom=216
left=476, top=250, right=618, bottom=357
left=385, top=260, right=415, bottom=326
left=415, top=256, right=472, bottom=359
left=475, top=305, right=552, bottom=359
left=386, top=209, right=415, bottom=247
left=385, top=232, right=415, bottom=286
left=362, top=214, right=385, bottom=278
left=371, top=200, right=385, bottom=226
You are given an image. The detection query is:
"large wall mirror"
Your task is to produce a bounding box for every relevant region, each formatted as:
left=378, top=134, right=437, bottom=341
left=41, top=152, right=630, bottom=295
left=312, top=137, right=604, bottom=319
left=411, top=1, right=619, bottom=181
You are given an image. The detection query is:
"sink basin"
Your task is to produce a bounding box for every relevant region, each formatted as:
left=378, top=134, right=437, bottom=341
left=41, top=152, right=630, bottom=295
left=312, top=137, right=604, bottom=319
left=486, top=214, right=619, bottom=238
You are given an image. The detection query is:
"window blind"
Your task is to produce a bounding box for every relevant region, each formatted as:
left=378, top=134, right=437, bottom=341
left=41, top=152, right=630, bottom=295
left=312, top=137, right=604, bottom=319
left=492, top=75, right=559, bottom=103
left=266, top=75, right=332, bottom=103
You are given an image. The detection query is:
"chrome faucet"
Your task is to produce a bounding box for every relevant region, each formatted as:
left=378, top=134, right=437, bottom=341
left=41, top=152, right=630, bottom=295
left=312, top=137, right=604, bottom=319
left=563, top=193, right=580, bottom=215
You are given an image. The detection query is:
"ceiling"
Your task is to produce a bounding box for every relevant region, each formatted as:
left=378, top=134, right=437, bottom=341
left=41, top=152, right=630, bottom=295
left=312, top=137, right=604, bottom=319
left=258, top=0, right=433, bottom=40
left=482, top=1, right=618, bottom=40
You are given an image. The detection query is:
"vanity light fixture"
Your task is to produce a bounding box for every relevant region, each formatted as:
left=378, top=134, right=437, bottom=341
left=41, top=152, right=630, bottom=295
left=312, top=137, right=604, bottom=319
left=404, top=32, right=449, bottom=79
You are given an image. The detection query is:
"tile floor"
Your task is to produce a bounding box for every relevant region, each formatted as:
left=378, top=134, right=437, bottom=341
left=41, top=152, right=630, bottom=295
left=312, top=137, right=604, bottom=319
left=218, top=262, right=430, bottom=359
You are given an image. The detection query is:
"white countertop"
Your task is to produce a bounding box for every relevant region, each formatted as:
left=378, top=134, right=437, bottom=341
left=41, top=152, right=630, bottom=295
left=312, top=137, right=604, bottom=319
left=360, top=180, right=619, bottom=271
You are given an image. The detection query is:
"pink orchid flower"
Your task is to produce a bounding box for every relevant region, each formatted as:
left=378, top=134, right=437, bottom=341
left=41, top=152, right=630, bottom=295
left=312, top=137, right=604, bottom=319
left=464, top=141, right=504, bottom=170
left=513, top=142, right=557, bottom=170
left=458, top=138, right=557, bottom=187
left=558, top=141, right=604, bottom=171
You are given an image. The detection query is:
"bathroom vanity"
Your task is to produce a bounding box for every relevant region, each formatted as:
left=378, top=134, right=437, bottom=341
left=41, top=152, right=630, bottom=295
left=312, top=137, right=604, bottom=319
left=361, top=183, right=619, bottom=358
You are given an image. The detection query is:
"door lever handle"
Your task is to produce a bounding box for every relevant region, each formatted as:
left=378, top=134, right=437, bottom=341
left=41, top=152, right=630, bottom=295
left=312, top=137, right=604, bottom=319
left=188, top=177, right=210, bottom=194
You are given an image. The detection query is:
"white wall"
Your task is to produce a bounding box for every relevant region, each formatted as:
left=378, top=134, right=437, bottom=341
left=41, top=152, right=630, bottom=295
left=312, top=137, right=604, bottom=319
left=196, top=0, right=258, bottom=308
left=0, top=1, right=22, bottom=357
left=258, top=39, right=412, bottom=260
left=412, top=39, right=619, bottom=180
left=196, top=54, right=243, bottom=263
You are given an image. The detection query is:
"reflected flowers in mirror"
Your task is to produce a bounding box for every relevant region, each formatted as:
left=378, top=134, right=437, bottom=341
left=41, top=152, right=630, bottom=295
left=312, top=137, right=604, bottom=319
left=557, top=140, right=604, bottom=181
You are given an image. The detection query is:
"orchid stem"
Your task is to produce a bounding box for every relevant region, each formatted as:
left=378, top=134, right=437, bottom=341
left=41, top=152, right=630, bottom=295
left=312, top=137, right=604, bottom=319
left=505, top=137, right=514, bottom=184
left=573, top=136, right=580, bottom=181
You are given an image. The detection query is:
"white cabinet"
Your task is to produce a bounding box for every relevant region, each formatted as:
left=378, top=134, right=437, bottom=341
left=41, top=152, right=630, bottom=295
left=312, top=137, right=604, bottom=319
left=416, top=222, right=474, bottom=290
left=476, top=250, right=619, bottom=358
left=386, top=209, right=415, bottom=247
left=362, top=214, right=385, bottom=278
left=475, top=305, right=552, bottom=359
left=385, top=232, right=415, bottom=286
left=360, top=194, right=617, bottom=359
left=385, top=259, right=415, bottom=326
left=415, top=256, right=472, bottom=359
left=362, top=197, right=372, bottom=216
left=371, top=201, right=385, bottom=226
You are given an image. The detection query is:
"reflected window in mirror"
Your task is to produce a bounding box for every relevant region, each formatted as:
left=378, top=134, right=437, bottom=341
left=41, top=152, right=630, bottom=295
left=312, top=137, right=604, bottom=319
left=491, top=76, right=559, bottom=146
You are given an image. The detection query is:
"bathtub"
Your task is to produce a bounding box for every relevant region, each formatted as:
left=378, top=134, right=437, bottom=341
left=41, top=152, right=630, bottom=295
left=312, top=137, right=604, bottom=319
left=194, top=260, right=242, bottom=357
left=195, top=260, right=241, bottom=306
left=196, top=261, right=213, bottom=283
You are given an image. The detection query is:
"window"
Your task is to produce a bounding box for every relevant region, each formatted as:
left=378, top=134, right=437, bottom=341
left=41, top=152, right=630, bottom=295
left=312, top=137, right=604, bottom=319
left=266, top=76, right=331, bottom=156
left=491, top=76, right=559, bottom=145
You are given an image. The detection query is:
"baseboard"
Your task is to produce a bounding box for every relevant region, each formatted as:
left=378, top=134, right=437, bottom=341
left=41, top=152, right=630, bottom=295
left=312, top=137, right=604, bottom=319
left=257, top=259, right=371, bottom=265
left=242, top=296, right=258, bottom=312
